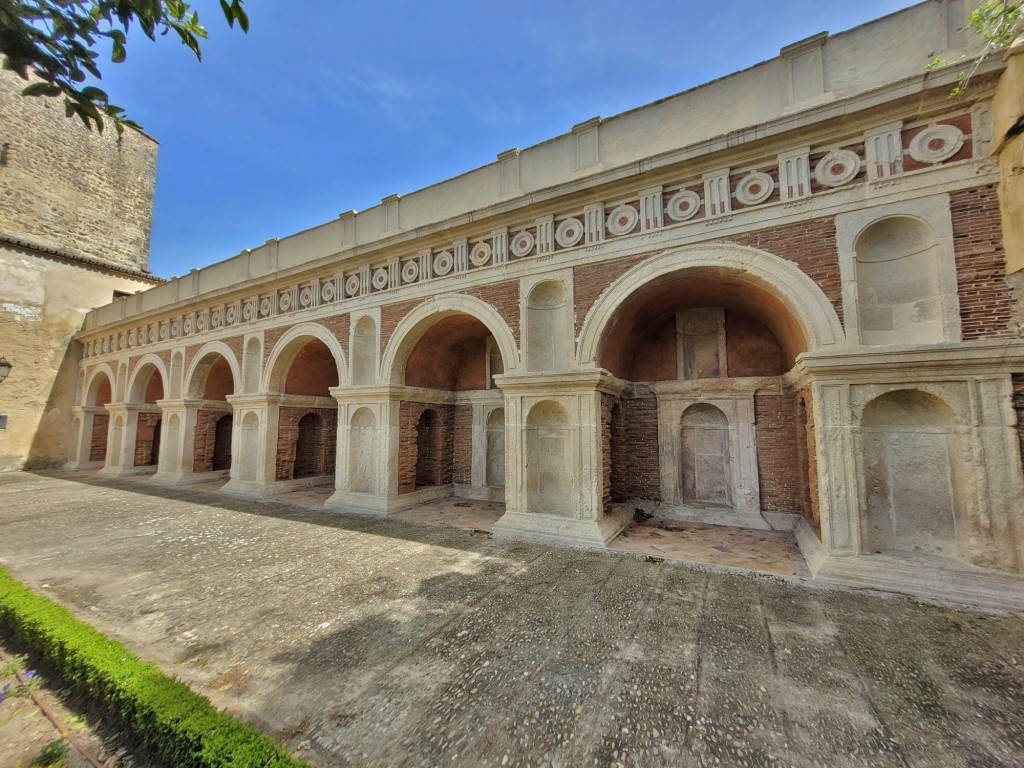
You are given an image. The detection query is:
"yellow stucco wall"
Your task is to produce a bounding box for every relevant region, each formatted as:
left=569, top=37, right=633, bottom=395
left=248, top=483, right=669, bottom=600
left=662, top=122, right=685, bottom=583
left=994, top=41, right=1024, bottom=275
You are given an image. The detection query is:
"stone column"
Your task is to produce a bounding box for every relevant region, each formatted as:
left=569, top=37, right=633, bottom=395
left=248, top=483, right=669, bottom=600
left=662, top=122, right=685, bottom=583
left=325, top=385, right=402, bottom=514
left=491, top=370, right=632, bottom=547
left=221, top=393, right=281, bottom=497
left=97, top=403, right=154, bottom=477
left=150, top=399, right=204, bottom=484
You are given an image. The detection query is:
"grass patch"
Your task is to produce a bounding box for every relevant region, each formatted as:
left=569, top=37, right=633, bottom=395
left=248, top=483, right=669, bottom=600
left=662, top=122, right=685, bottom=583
left=0, top=565, right=308, bottom=768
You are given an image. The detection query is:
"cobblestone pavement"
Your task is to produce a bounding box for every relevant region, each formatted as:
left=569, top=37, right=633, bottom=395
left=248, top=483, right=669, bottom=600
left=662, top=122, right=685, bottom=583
left=1, top=471, right=1022, bottom=768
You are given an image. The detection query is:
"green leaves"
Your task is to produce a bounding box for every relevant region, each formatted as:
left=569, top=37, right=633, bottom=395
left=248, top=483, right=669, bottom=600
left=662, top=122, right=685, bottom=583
left=0, top=0, right=249, bottom=132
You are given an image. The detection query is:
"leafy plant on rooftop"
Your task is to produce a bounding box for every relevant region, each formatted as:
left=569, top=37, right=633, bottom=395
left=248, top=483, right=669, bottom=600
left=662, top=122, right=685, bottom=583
left=929, top=1, right=1023, bottom=95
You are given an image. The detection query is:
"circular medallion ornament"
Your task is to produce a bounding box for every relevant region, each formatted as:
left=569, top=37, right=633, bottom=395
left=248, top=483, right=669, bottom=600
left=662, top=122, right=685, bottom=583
left=170, top=320, right=180, bottom=338
left=259, top=297, right=273, bottom=317
left=509, top=230, right=535, bottom=258
left=127, top=330, right=136, bottom=348
left=183, top=317, right=193, bottom=335
left=401, top=260, right=420, bottom=283
left=321, top=281, right=336, bottom=303
left=242, top=301, right=254, bottom=321
left=908, top=124, right=964, bottom=164
left=102, top=338, right=109, bottom=354
left=666, top=190, right=701, bottom=222
left=345, top=275, right=362, bottom=297
left=433, top=250, right=454, bottom=276
left=735, top=172, right=774, bottom=206
left=278, top=293, right=291, bottom=313
left=372, top=267, right=390, bottom=290
left=554, top=218, right=584, bottom=248
left=606, top=204, right=639, bottom=237
left=814, top=149, right=861, bottom=188
left=469, top=241, right=492, bottom=267
left=225, top=306, right=237, bottom=325
left=197, top=313, right=208, bottom=331
left=211, top=310, right=221, bottom=328
left=299, top=286, right=314, bottom=308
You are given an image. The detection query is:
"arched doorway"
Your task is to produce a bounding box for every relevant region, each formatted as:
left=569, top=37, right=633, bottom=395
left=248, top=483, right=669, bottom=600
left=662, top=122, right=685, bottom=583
left=86, top=372, right=113, bottom=463
left=187, top=351, right=237, bottom=474
left=128, top=362, right=165, bottom=469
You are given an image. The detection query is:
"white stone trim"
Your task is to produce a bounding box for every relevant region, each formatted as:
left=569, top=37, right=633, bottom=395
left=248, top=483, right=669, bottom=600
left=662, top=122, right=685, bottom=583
left=126, top=353, right=169, bottom=404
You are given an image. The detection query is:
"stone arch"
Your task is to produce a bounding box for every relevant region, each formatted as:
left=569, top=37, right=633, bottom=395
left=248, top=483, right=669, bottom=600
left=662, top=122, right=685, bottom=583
left=486, top=408, right=505, bottom=488
left=381, top=295, right=518, bottom=385
left=853, top=216, right=944, bottom=346
left=263, top=322, right=347, bottom=394
left=859, top=389, right=964, bottom=559
left=185, top=341, right=240, bottom=400
left=525, top=400, right=572, bottom=516
left=84, top=365, right=115, bottom=406
left=349, top=408, right=377, bottom=493
left=351, top=314, right=379, bottom=385
left=525, top=280, right=573, bottom=372
left=577, top=243, right=845, bottom=368
left=680, top=403, right=732, bottom=507
left=126, top=355, right=168, bottom=404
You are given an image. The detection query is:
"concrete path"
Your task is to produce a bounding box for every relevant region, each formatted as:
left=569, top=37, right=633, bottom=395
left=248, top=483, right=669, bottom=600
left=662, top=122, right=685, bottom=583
left=0, top=471, right=1022, bottom=768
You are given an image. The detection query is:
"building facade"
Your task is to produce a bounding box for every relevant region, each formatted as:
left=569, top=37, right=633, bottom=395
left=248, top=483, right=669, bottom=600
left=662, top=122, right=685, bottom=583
left=65, top=1, right=1024, bottom=601
left=0, top=70, right=161, bottom=471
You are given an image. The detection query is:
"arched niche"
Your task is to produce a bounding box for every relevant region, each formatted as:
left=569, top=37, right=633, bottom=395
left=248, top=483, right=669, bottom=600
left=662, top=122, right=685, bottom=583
left=236, top=411, right=261, bottom=482
left=525, top=280, right=573, bottom=372
left=351, top=315, right=379, bottom=385
left=680, top=404, right=732, bottom=507
left=349, top=408, right=376, bottom=493
left=127, top=359, right=166, bottom=405
left=294, top=413, right=327, bottom=478
left=86, top=371, right=113, bottom=407
left=854, top=217, right=945, bottom=346
left=402, top=315, right=505, bottom=391
left=186, top=345, right=239, bottom=401
left=486, top=408, right=505, bottom=488
left=860, top=389, right=964, bottom=559
left=263, top=324, right=346, bottom=395
left=242, top=337, right=262, bottom=394
left=525, top=401, right=572, bottom=516
left=415, top=409, right=440, bottom=487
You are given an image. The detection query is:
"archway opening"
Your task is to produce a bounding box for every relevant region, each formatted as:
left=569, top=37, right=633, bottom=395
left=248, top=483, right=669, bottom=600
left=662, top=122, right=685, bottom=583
left=273, top=338, right=338, bottom=483
left=861, top=389, right=964, bottom=560
left=597, top=272, right=811, bottom=528
left=190, top=352, right=237, bottom=474
left=129, top=364, right=164, bottom=469
left=86, top=373, right=113, bottom=462
left=396, top=313, right=507, bottom=500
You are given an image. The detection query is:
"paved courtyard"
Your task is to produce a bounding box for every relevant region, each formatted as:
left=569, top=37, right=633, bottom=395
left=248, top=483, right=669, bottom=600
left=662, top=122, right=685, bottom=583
left=0, top=471, right=1022, bottom=768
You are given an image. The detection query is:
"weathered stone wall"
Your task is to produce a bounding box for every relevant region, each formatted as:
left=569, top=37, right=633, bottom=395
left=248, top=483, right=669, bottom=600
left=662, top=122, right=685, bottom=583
left=0, top=71, right=157, bottom=270
left=0, top=246, right=155, bottom=471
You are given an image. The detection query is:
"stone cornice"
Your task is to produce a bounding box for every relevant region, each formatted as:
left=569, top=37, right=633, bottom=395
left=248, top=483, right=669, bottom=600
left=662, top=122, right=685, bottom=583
left=798, top=340, right=1024, bottom=381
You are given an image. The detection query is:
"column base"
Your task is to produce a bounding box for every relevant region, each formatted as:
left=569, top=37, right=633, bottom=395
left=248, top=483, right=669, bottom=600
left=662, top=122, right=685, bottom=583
left=97, top=465, right=157, bottom=479
left=63, top=460, right=104, bottom=471
left=150, top=469, right=229, bottom=486
left=492, top=506, right=633, bottom=549
left=654, top=502, right=773, bottom=531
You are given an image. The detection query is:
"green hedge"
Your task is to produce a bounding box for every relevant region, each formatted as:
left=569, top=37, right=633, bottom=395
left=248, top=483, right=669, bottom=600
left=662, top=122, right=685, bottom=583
left=0, top=565, right=308, bottom=768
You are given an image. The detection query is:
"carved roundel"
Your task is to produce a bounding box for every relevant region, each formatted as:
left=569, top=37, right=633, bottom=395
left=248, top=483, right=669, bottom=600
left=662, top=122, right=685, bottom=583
left=510, top=230, right=535, bottom=258
left=321, top=280, right=336, bottom=303
left=183, top=317, right=193, bottom=335
left=469, top=241, right=492, bottom=267
left=345, top=275, right=362, bottom=297
left=127, top=329, right=136, bottom=348
left=242, top=301, right=254, bottom=322
left=814, top=149, right=861, bottom=188
left=299, top=285, right=314, bottom=308
left=908, top=124, right=964, bottom=164
left=259, top=296, right=273, bottom=317
left=401, top=259, right=419, bottom=283
left=433, top=250, right=454, bottom=276
left=735, top=172, right=774, bottom=206
left=555, top=217, right=584, bottom=248
left=606, top=204, right=639, bottom=237
left=170, top=319, right=180, bottom=338
left=102, top=337, right=109, bottom=354
left=666, top=190, right=701, bottom=222
left=372, top=267, right=390, bottom=290
left=211, top=309, right=222, bottom=329
left=278, top=292, right=292, bottom=313
left=197, top=313, right=208, bottom=332
left=225, top=306, right=237, bottom=325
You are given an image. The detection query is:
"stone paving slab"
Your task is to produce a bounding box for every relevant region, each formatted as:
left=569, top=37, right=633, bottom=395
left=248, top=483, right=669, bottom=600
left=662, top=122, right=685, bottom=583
left=0, top=470, right=1022, bottom=767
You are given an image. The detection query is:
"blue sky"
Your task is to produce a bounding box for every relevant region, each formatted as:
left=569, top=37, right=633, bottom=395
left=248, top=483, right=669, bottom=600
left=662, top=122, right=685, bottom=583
left=96, top=0, right=921, bottom=278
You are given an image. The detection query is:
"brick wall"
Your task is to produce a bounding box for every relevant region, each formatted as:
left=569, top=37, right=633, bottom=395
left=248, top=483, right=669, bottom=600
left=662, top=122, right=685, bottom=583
left=185, top=335, right=244, bottom=371
left=263, top=315, right=349, bottom=368
left=729, top=218, right=842, bottom=323
left=89, top=414, right=109, bottom=461
left=398, top=402, right=454, bottom=494
left=609, top=395, right=661, bottom=501
left=133, top=412, right=161, bottom=467
left=275, top=407, right=337, bottom=481
left=950, top=185, right=1017, bottom=340
left=573, top=253, right=649, bottom=333
left=753, top=394, right=806, bottom=514
left=460, top=282, right=521, bottom=343
left=1013, top=374, right=1024, bottom=474
left=193, top=409, right=232, bottom=473
left=453, top=404, right=473, bottom=485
